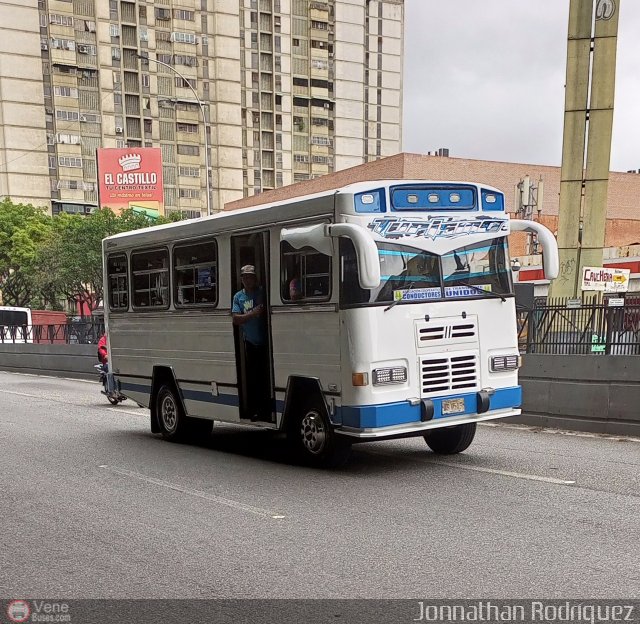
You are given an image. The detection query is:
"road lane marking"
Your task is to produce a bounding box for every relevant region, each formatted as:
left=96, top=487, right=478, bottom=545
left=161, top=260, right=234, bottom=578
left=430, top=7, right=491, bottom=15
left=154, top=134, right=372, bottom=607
left=0, top=389, right=42, bottom=399
left=480, top=421, right=640, bottom=444
left=362, top=449, right=576, bottom=485
left=0, top=371, right=96, bottom=383
left=106, top=407, right=148, bottom=417
left=98, top=465, right=286, bottom=519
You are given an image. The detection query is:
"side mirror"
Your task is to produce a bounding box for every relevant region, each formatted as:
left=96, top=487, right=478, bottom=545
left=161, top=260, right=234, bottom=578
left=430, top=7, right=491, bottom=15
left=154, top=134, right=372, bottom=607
left=327, top=223, right=381, bottom=289
left=510, top=219, right=558, bottom=280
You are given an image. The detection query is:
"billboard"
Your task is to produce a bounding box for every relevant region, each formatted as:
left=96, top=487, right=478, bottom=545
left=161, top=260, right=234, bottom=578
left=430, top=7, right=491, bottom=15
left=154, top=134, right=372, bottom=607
left=97, top=147, right=164, bottom=217
left=581, top=266, right=630, bottom=293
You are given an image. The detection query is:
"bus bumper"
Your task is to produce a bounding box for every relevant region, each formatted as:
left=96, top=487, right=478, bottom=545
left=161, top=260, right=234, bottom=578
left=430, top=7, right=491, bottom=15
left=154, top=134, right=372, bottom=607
left=336, top=407, right=521, bottom=440
left=334, top=386, right=521, bottom=440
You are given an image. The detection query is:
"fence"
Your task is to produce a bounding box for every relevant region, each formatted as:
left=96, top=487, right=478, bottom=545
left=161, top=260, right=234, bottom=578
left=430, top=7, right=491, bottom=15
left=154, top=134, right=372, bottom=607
left=0, top=319, right=104, bottom=345
left=518, top=296, right=640, bottom=355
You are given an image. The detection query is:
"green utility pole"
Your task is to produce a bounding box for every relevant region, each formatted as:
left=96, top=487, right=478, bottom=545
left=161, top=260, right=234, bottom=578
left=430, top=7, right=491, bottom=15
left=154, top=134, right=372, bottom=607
left=549, top=0, right=620, bottom=298
left=579, top=1, right=620, bottom=275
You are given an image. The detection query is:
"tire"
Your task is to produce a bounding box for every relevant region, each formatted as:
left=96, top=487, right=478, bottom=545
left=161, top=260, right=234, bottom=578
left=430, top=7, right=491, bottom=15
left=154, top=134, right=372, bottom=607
left=156, top=384, right=188, bottom=442
left=423, top=422, right=477, bottom=454
left=288, top=396, right=352, bottom=468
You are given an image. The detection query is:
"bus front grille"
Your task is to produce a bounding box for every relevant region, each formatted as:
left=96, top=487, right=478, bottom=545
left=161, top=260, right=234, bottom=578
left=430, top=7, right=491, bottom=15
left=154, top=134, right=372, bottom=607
left=416, top=317, right=478, bottom=347
left=420, top=353, right=478, bottom=396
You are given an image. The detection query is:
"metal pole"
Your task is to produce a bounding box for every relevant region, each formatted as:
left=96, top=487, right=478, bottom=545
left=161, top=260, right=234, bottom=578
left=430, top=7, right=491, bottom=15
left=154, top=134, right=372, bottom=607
left=135, top=53, right=212, bottom=216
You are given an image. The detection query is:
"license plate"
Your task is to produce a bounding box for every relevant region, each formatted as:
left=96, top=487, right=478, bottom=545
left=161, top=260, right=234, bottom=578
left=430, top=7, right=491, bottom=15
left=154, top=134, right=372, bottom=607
left=442, top=398, right=466, bottom=415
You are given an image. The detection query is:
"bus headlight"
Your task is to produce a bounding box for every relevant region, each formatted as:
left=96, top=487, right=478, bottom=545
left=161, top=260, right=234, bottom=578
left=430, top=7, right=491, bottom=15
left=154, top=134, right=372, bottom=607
left=490, top=355, right=521, bottom=372
left=372, top=366, right=407, bottom=386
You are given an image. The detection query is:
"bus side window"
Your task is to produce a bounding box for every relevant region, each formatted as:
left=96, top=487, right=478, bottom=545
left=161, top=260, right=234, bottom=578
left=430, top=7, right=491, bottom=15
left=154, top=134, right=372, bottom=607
left=107, top=253, right=129, bottom=311
left=173, top=239, right=218, bottom=307
left=280, top=241, right=331, bottom=303
left=131, top=248, right=170, bottom=309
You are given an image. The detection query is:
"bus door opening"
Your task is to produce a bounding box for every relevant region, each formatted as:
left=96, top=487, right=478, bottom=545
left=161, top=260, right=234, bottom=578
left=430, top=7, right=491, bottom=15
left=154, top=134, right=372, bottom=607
left=230, top=232, right=275, bottom=423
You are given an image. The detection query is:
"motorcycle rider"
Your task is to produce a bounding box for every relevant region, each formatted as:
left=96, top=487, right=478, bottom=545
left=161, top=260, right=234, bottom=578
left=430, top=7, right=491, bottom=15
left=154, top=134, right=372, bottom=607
left=97, top=333, right=116, bottom=396
left=97, top=334, right=108, bottom=367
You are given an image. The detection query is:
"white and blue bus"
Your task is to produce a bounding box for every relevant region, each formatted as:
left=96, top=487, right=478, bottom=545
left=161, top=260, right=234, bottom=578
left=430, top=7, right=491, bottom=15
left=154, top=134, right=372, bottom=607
left=102, top=180, right=558, bottom=467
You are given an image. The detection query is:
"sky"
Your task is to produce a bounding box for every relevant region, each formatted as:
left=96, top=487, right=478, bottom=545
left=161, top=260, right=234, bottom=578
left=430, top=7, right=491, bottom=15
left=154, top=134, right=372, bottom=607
left=402, top=0, right=640, bottom=173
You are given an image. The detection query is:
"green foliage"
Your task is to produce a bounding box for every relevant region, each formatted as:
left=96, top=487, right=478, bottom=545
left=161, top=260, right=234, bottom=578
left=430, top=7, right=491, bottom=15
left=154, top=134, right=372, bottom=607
left=0, top=198, right=53, bottom=307
left=0, top=200, right=183, bottom=309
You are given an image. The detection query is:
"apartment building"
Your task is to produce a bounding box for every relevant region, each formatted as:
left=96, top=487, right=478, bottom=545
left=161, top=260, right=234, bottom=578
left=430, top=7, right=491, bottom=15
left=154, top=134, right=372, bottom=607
left=0, top=0, right=404, bottom=217
left=0, top=0, right=50, bottom=206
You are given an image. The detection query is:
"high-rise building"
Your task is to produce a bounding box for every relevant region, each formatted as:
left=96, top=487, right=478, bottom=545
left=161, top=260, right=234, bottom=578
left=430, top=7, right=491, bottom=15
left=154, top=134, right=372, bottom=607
left=0, top=0, right=404, bottom=217
left=0, top=0, right=50, bottom=207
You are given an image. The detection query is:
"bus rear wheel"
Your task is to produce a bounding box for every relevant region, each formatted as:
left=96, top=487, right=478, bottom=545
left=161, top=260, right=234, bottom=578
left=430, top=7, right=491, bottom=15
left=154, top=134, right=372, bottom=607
left=288, top=398, right=352, bottom=468
left=157, top=384, right=187, bottom=442
left=423, top=422, right=477, bottom=454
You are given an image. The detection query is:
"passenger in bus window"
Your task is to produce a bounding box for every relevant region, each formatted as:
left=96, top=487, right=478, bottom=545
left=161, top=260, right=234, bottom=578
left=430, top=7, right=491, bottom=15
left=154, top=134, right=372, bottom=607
left=287, top=257, right=303, bottom=301
left=289, top=273, right=303, bottom=300
left=232, top=265, right=270, bottom=420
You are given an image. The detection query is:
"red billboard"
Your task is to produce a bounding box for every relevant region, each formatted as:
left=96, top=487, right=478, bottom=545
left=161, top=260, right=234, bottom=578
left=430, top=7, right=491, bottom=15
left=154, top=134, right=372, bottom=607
left=97, top=147, right=164, bottom=217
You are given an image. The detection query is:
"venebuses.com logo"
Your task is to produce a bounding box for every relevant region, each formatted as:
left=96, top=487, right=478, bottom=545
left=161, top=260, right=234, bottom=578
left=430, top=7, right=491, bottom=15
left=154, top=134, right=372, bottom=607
left=6, top=600, right=30, bottom=623
left=5, top=599, right=71, bottom=623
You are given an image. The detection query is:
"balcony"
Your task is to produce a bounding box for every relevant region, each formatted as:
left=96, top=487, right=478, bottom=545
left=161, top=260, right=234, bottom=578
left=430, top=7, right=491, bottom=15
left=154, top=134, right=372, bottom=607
left=121, top=25, right=137, bottom=48
left=123, top=50, right=139, bottom=70
left=125, top=94, right=140, bottom=116
left=123, top=72, right=139, bottom=93
left=126, top=117, right=142, bottom=138
left=120, top=2, right=136, bottom=24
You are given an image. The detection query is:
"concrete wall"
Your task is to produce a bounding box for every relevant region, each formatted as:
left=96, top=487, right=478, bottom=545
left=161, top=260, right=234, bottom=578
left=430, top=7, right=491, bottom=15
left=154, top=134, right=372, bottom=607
left=513, top=354, right=640, bottom=437
left=1, top=346, right=638, bottom=437
left=0, top=344, right=97, bottom=380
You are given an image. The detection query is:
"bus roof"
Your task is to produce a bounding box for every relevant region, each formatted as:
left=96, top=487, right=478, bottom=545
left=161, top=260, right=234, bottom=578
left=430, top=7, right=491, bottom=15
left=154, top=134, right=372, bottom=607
left=103, top=179, right=505, bottom=249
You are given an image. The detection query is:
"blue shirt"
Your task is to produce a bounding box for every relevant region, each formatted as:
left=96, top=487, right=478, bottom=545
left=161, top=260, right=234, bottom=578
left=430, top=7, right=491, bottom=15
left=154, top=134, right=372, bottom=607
left=232, top=287, right=266, bottom=346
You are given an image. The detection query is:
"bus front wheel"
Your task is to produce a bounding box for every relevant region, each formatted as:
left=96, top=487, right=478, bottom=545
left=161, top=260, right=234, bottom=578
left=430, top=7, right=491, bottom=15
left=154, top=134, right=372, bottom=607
left=288, top=398, right=352, bottom=468
left=157, top=384, right=187, bottom=442
left=423, top=422, right=477, bottom=454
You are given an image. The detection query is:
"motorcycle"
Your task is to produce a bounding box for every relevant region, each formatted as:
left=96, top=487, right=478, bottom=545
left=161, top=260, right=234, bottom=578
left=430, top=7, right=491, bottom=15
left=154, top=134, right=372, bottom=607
left=94, top=363, right=127, bottom=405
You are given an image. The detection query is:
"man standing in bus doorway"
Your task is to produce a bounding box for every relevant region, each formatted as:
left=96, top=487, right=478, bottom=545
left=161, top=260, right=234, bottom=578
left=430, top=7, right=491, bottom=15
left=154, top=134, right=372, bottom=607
left=232, top=265, right=270, bottom=421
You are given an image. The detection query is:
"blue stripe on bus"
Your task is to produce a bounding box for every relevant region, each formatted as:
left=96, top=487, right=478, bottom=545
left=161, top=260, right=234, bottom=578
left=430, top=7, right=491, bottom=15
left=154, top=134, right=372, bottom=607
left=119, top=382, right=288, bottom=414
left=117, top=383, right=524, bottom=429
left=337, top=386, right=522, bottom=429
left=119, top=382, right=240, bottom=407
left=120, top=382, right=151, bottom=395
left=182, top=389, right=239, bottom=406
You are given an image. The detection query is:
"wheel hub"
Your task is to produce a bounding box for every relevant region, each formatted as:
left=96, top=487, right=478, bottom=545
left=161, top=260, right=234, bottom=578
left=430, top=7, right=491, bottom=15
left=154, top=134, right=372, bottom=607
left=300, top=411, right=326, bottom=455
left=161, top=395, right=177, bottom=432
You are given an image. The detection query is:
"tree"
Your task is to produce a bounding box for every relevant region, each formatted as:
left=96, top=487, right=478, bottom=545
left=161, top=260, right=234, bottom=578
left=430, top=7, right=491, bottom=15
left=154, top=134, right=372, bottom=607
left=0, top=199, right=53, bottom=307
left=36, top=208, right=181, bottom=313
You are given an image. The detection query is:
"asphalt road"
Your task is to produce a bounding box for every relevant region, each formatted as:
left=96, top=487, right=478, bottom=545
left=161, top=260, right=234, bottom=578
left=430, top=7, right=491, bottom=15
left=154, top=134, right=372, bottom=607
left=1, top=371, right=639, bottom=599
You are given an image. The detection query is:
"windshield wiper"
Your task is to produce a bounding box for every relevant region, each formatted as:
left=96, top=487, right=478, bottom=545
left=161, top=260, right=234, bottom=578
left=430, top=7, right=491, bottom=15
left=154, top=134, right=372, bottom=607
left=452, top=281, right=507, bottom=302
left=384, top=281, right=415, bottom=312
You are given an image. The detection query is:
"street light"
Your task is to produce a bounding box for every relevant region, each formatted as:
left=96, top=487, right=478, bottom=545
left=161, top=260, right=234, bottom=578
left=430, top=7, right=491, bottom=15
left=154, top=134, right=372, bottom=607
left=134, top=52, right=212, bottom=216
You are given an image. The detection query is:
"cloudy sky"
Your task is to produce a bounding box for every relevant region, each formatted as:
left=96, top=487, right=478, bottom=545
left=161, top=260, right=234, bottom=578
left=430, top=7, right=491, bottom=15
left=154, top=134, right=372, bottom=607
left=402, top=0, right=640, bottom=172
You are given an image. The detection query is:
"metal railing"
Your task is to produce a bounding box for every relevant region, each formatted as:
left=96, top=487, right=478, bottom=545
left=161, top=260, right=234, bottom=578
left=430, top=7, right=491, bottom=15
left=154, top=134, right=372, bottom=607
left=0, top=320, right=105, bottom=345
left=518, top=296, right=640, bottom=355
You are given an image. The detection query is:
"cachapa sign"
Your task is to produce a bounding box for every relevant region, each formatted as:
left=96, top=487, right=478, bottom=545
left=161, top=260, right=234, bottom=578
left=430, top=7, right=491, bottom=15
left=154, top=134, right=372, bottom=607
left=581, top=266, right=630, bottom=293
left=97, top=147, right=164, bottom=217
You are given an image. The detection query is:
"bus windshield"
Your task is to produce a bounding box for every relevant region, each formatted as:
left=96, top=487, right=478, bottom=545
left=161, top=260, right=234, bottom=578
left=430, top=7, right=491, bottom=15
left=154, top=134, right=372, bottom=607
left=340, top=238, right=513, bottom=307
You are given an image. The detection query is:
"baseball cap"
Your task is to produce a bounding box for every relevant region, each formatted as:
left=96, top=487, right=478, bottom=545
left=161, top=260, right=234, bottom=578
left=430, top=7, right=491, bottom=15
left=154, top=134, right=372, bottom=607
left=240, top=264, right=256, bottom=275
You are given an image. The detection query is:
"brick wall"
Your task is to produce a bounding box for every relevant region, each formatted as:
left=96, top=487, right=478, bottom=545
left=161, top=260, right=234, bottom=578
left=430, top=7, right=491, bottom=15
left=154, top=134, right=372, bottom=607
left=225, top=152, right=640, bottom=248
